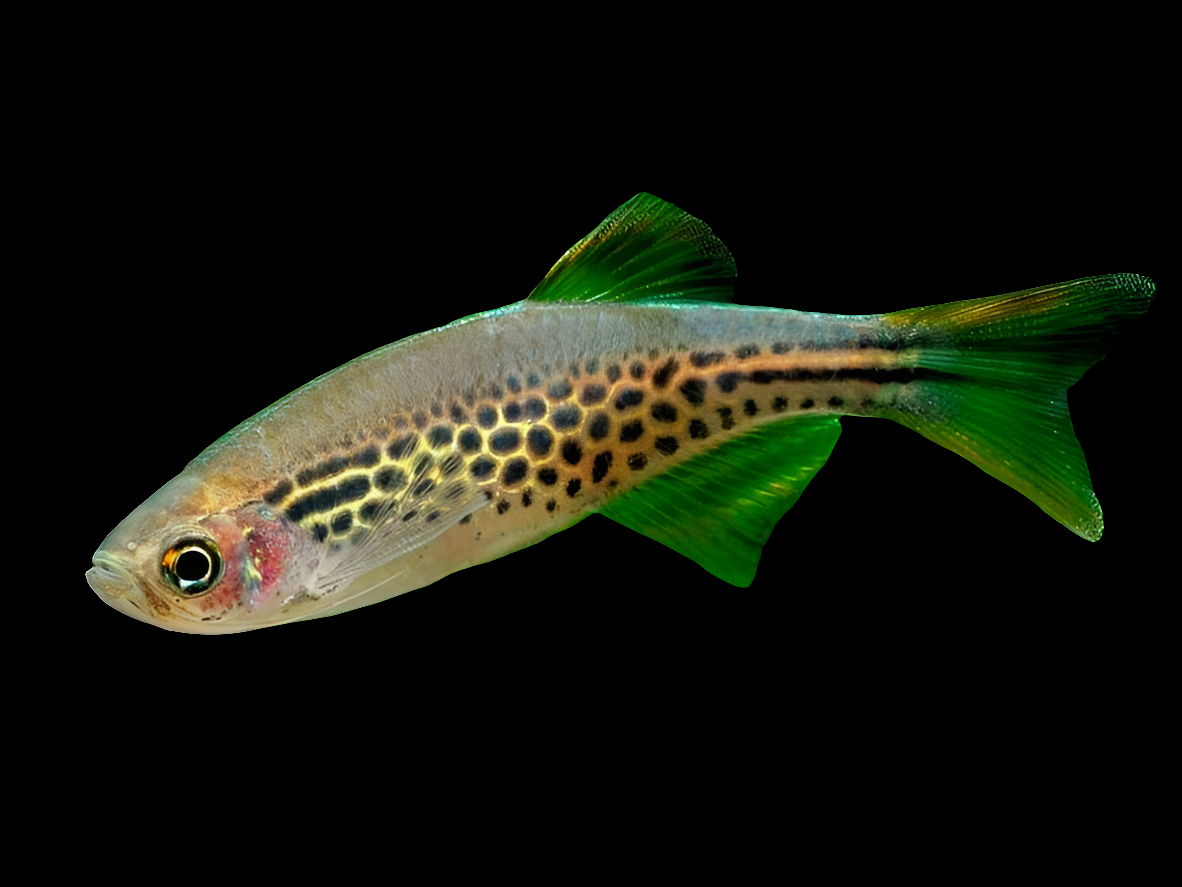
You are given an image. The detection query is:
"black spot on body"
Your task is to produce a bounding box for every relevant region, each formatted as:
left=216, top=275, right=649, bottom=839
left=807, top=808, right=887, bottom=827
left=680, top=379, right=706, bottom=406
left=297, top=455, right=350, bottom=487
left=580, top=384, right=607, bottom=406
left=430, top=402, right=443, bottom=419
left=263, top=479, right=292, bottom=505
left=526, top=373, right=541, bottom=388
left=606, top=364, right=621, bottom=383
left=477, top=406, right=497, bottom=429
left=655, top=436, right=679, bottom=455
left=615, top=388, right=644, bottom=410
left=458, top=427, right=481, bottom=454
left=620, top=420, right=644, bottom=442
left=538, top=467, right=558, bottom=485
left=459, top=514, right=472, bottom=525
left=427, top=425, right=453, bottom=448
left=426, top=510, right=441, bottom=522
left=772, top=342, right=791, bottom=354
left=548, top=379, right=572, bottom=399
left=689, top=419, right=709, bottom=439
left=507, top=375, right=521, bottom=393
left=413, top=454, right=432, bottom=476
left=497, top=500, right=510, bottom=515
left=735, top=344, right=760, bottom=359
left=828, top=396, right=844, bottom=407
left=352, top=446, right=380, bottom=468
left=388, top=435, right=418, bottom=460
left=585, top=357, right=599, bottom=375
left=312, top=523, right=328, bottom=543
left=527, top=426, right=553, bottom=457
left=750, top=371, right=776, bottom=385
left=402, top=511, right=418, bottom=522
left=338, top=476, right=371, bottom=503
left=551, top=405, right=582, bottom=429
left=524, top=397, right=546, bottom=419
left=592, top=452, right=613, bottom=483
left=562, top=440, right=583, bottom=465
left=744, top=399, right=758, bottom=416
left=374, top=466, right=407, bottom=493
left=440, top=454, right=464, bottom=477
left=451, top=404, right=468, bottom=423
left=410, top=411, right=427, bottom=429
left=773, top=397, right=788, bottom=412
left=630, top=361, right=645, bottom=380
left=470, top=457, right=496, bottom=479
left=286, top=476, right=370, bottom=523
left=546, top=499, right=557, bottom=511
left=359, top=501, right=381, bottom=522
left=690, top=351, right=725, bottom=368
left=522, top=491, right=532, bottom=507
left=589, top=412, right=610, bottom=440
left=718, top=407, right=735, bottom=430
left=504, top=402, right=522, bottom=422
left=801, top=398, right=815, bottom=409
left=651, top=402, right=677, bottom=423
left=488, top=383, right=503, bottom=399
left=716, top=372, right=743, bottom=393
left=652, top=357, right=678, bottom=388
left=627, top=453, right=648, bottom=471
left=413, top=478, right=434, bottom=497
left=502, top=457, right=529, bottom=485
left=566, top=478, right=582, bottom=497
left=490, top=428, right=521, bottom=454
left=331, top=511, right=353, bottom=534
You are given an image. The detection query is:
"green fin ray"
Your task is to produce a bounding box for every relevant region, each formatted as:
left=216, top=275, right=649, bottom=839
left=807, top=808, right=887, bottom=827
left=880, top=274, right=1155, bottom=541
left=527, top=193, right=736, bottom=304
left=598, top=416, right=841, bottom=586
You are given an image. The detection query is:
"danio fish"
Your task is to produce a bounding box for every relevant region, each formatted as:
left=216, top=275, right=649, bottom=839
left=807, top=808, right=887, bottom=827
left=86, top=193, right=1155, bottom=633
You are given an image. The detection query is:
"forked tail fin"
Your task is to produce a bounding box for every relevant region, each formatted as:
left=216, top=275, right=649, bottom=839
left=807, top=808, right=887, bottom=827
left=878, top=274, right=1155, bottom=540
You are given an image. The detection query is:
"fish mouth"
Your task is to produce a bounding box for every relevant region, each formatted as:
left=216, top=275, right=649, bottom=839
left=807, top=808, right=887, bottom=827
left=87, top=551, right=156, bottom=625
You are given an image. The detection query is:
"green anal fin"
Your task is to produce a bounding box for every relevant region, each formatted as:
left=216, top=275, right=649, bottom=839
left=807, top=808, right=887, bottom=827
left=598, top=415, right=842, bottom=586
left=526, top=193, right=736, bottom=304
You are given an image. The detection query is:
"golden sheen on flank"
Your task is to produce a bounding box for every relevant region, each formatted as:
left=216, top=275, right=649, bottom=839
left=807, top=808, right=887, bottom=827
left=86, top=193, right=1155, bottom=633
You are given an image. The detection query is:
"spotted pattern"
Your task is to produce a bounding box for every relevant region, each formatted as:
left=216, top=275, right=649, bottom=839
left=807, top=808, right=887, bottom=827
left=261, top=341, right=885, bottom=545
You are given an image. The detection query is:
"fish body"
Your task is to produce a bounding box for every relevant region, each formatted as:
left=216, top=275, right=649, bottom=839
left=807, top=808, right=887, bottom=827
left=87, top=194, right=1155, bottom=633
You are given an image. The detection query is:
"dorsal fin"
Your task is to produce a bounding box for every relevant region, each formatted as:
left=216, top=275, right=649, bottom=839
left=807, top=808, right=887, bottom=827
left=526, top=193, right=736, bottom=304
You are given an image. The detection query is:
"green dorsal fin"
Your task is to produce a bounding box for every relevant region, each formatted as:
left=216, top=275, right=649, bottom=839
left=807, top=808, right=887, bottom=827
left=526, top=193, right=736, bottom=304
left=598, top=415, right=842, bottom=586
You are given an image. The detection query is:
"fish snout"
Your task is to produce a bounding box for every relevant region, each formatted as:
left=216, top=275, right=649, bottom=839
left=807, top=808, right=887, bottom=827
left=87, top=551, right=157, bottom=624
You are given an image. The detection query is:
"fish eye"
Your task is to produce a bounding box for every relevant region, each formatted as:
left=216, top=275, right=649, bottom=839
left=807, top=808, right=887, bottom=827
left=161, top=539, right=223, bottom=596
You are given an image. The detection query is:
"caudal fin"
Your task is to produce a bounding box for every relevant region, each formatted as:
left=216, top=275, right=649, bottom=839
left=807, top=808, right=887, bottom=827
left=878, top=274, right=1155, bottom=540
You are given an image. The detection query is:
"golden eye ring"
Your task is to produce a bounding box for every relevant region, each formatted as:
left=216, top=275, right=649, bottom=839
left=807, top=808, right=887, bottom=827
left=161, top=539, right=223, bottom=596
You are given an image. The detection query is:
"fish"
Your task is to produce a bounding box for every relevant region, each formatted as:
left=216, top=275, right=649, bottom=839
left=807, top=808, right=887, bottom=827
left=86, top=193, right=1155, bottom=634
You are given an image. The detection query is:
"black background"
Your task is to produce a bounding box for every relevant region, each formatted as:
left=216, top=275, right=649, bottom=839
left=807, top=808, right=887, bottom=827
left=68, top=90, right=1167, bottom=768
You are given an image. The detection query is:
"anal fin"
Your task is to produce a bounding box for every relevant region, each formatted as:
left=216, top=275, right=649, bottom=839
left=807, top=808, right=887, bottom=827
left=598, top=415, right=842, bottom=586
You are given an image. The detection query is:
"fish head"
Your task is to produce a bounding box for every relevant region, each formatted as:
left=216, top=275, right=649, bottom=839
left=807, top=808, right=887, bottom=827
left=87, top=470, right=323, bottom=634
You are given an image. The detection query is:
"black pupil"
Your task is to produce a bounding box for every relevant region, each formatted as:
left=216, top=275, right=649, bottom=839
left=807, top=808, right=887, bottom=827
left=175, top=549, right=210, bottom=582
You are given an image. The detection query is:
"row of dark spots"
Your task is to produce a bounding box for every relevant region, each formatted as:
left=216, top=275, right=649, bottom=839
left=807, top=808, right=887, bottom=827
left=286, top=475, right=371, bottom=523
left=294, top=443, right=383, bottom=489
left=715, top=366, right=928, bottom=393
left=695, top=342, right=889, bottom=363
